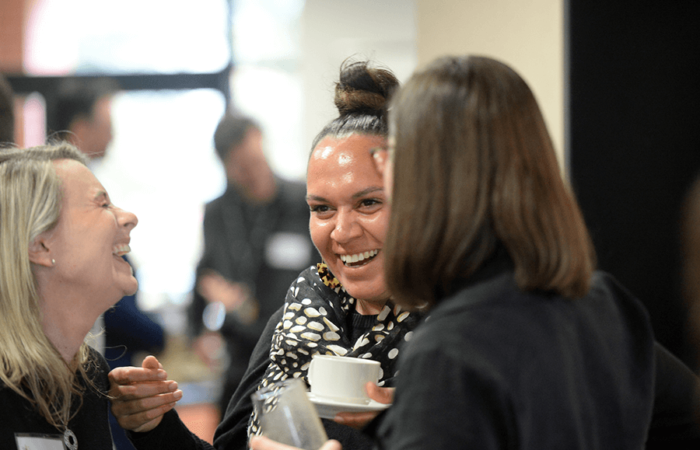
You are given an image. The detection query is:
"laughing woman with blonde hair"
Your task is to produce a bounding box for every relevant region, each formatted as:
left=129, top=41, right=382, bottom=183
left=0, top=142, right=141, bottom=449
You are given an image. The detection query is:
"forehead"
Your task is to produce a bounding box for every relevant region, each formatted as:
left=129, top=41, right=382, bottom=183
left=308, top=134, right=385, bottom=180
left=53, top=159, right=103, bottom=200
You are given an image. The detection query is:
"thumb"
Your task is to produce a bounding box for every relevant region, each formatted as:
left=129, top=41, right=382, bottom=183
left=366, top=382, right=394, bottom=404
left=142, top=355, right=163, bottom=370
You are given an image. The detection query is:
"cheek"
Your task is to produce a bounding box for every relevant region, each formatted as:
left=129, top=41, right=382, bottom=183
left=366, top=209, right=390, bottom=244
left=309, top=218, right=331, bottom=258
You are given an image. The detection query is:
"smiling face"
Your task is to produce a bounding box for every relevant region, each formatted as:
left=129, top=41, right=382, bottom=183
left=307, top=134, right=390, bottom=312
left=47, top=159, right=138, bottom=313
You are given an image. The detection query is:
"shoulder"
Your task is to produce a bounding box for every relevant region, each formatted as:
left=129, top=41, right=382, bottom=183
left=204, top=187, right=242, bottom=214
left=405, top=270, right=655, bottom=370
left=289, top=265, right=321, bottom=288
left=285, top=266, right=322, bottom=301
left=205, top=189, right=229, bottom=209
left=201, top=197, right=226, bottom=226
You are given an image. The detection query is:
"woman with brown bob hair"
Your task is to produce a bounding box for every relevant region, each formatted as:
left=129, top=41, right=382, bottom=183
left=384, top=56, right=594, bottom=307
left=373, top=55, right=700, bottom=450
left=247, top=56, right=700, bottom=450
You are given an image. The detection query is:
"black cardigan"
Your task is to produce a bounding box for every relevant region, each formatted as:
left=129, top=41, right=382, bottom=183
left=0, top=348, right=114, bottom=449
left=374, top=269, right=700, bottom=449
left=130, top=270, right=700, bottom=449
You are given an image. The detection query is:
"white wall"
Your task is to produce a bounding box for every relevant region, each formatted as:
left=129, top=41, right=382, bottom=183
left=297, top=0, right=564, bottom=168
left=300, top=0, right=417, bottom=162
left=415, top=0, right=565, bottom=165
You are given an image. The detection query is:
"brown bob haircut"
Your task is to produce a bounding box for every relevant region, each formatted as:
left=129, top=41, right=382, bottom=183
left=384, top=55, right=596, bottom=309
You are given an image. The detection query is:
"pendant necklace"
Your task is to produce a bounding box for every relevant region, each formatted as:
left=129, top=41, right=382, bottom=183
left=64, top=428, right=78, bottom=450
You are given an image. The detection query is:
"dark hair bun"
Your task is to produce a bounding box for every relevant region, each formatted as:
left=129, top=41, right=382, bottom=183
left=334, top=60, right=399, bottom=116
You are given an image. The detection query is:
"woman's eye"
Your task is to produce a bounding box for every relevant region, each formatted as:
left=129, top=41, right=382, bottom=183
left=360, top=198, right=381, bottom=208
left=309, top=205, right=330, bottom=213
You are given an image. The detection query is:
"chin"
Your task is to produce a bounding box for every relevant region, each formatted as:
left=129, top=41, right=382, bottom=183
left=121, top=279, right=139, bottom=298
left=343, top=281, right=388, bottom=303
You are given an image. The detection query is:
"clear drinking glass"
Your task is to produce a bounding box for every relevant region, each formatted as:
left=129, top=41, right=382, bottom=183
left=251, top=378, right=328, bottom=450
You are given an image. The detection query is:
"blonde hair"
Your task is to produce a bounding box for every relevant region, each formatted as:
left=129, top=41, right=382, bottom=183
left=0, top=142, right=96, bottom=430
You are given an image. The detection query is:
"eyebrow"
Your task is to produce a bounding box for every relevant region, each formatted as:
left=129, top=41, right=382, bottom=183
left=306, top=186, right=384, bottom=203
left=94, top=190, right=108, bottom=201
left=351, top=186, right=383, bottom=199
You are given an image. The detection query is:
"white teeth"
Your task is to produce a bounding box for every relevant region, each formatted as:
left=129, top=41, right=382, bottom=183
left=340, top=249, right=378, bottom=264
left=113, top=244, right=131, bottom=257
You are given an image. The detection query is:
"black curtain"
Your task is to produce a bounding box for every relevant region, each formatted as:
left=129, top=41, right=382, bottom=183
left=567, top=0, right=700, bottom=369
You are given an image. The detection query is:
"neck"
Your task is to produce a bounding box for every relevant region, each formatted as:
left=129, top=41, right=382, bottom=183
left=41, top=312, right=91, bottom=364
left=355, top=298, right=388, bottom=315
left=37, top=286, right=97, bottom=364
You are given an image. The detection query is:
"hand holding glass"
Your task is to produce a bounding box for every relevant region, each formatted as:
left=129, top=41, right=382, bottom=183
left=252, top=378, right=328, bottom=450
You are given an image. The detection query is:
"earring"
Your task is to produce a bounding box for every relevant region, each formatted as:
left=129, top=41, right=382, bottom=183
left=51, top=259, right=56, bottom=266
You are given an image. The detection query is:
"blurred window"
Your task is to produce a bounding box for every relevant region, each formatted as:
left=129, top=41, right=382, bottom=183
left=93, top=89, right=226, bottom=309
left=19, top=0, right=231, bottom=313
left=24, top=0, right=229, bottom=75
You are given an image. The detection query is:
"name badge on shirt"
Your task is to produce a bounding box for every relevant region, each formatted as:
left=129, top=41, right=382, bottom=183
left=15, top=433, right=64, bottom=450
left=265, top=232, right=313, bottom=270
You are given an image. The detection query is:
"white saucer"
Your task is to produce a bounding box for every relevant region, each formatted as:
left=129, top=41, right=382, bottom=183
left=307, top=392, right=390, bottom=419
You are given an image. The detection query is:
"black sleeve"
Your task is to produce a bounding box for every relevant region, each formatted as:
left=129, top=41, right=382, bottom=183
left=211, top=303, right=376, bottom=450
left=375, top=342, right=512, bottom=450
left=645, top=342, right=700, bottom=448
left=128, top=409, right=215, bottom=450
left=213, top=306, right=284, bottom=450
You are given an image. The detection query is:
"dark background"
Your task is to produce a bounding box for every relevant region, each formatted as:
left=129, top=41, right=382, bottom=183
left=566, top=0, right=700, bottom=369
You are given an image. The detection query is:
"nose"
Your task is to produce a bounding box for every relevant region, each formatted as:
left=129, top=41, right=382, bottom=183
left=117, top=207, right=138, bottom=231
left=330, top=209, right=362, bottom=243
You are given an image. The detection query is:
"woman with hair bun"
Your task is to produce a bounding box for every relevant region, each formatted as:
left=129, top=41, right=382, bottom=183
left=109, top=60, right=420, bottom=450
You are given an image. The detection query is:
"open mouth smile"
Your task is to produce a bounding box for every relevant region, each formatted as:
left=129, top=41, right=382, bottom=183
left=339, top=249, right=379, bottom=267
left=112, top=244, right=131, bottom=257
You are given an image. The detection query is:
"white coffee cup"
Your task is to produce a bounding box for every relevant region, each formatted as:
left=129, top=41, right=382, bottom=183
left=307, top=355, right=381, bottom=404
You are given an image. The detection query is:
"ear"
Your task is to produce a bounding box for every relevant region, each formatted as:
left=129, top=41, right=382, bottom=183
left=28, top=234, right=54, bottom=267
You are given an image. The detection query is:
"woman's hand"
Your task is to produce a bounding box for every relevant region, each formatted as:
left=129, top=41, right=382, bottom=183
left=249, top=436, right=342, bottom=450
left=108, top=355, right=183, bottom=433
left=333, top=382, right=394, bottom=429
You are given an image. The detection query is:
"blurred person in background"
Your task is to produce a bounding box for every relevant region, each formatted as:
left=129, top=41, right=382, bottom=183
left=189, top=112, right=316, bottom=417
left=50, top=78, right=118, bottom=163
left=51, top=77, right=165, bottom=450
left=0, top=73, right=15, bottom=146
